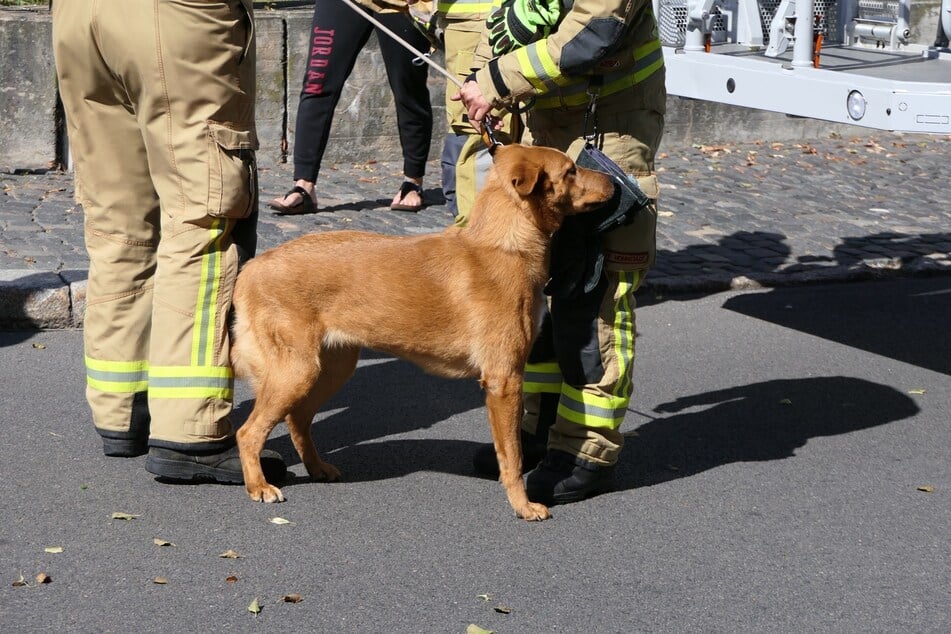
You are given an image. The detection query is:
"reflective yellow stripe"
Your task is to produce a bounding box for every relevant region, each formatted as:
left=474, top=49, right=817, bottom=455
left=437, top=0, right=496, bottom=14
left=550, top=271, right=639, bottom=429
left=558, top=384, right=629, bottom=429
left=523, top=361, right=562, bottom=393
left=613, top=270, right=639, bottom=399
left=149, top=365, right=234, bottom=400
left=517, top=41, right=571, bottom=92
left=192, top=219, right=226, bottom=366
left=534, top=37, right=664, bottom=109
left=85, top=356, right=149, bottom=393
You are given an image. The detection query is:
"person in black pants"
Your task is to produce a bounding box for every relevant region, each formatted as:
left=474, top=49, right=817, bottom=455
left=270, top=0, right=433, bottom=214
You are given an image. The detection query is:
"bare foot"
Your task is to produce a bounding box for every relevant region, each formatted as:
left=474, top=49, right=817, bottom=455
left=390, top=179, right=424, bottom=211
left=269, top=181, right=317, bottom=214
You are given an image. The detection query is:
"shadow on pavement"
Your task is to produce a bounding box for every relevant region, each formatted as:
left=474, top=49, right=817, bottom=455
left=618, top=376, right=919, bottom=490
left=234, top=353, right=487, bottom=472
left=643, top=230, right=951, bottom=303
left=722, top=276, right=951, bottom=375
left=258, top=375, right=917, bottom=492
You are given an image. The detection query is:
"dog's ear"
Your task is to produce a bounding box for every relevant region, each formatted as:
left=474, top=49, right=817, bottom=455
left=510, top=161, right=542, bottom=197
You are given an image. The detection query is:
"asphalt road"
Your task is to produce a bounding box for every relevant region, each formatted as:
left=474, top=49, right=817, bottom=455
left=2, top=277, right=949, bottom=632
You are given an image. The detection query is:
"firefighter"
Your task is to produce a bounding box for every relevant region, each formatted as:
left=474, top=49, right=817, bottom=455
left=52, top=0, right=285, bottom=483
left=454, top=0, right=666, bottom=504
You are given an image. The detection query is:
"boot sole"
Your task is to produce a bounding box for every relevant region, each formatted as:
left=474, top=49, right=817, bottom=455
left=145, top=455, right=243, bottom=484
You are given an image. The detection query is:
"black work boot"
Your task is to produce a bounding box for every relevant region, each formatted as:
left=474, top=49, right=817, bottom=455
left=525, top=450, right=615, bottom=506
left=145, top=445, right=286, bottom=484
left=472, top=392, right=559, bottom=478
left=100, top=392, right=150, bottom=457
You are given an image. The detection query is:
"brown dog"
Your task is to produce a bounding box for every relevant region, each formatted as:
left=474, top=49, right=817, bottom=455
left=230, top=144, right=614, bottom=521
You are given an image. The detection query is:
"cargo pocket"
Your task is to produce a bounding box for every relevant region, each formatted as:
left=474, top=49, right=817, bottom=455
left=206, top=122, right=258, bottom=219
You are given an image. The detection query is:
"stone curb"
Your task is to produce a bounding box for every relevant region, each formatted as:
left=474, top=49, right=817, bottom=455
left=5, top=261, right=949, bottom=330
left=0, top=269, right=85, bottom=330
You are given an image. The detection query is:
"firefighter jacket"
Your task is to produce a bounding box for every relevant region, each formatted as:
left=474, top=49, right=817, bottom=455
left=472, top=0, right=665, bottom=113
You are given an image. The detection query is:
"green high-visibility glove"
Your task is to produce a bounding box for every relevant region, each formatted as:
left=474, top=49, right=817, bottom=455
left=487, top=0, right=562, bottom=57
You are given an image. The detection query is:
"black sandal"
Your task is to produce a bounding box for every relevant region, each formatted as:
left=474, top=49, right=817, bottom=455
left=269, top=185, right=316, bottom=215
left=390, top=181, right=424, bottom=212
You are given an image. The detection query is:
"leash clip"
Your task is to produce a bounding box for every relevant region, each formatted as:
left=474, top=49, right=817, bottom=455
left=583, top=88, right=599, bottom=144
left=481, top=113, right=504, bottom=155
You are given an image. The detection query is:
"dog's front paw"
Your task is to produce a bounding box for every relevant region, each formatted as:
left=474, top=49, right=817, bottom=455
left=246, top=483, right=285, bottom=503
left=517, top=502, right=552, bottom=521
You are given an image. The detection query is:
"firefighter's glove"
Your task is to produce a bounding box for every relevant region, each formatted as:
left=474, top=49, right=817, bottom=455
left=545, top=215, right=603, bottom=299
left=545, top=161, right=651, bottom=299
left=487, top=0, right=561, bottom=57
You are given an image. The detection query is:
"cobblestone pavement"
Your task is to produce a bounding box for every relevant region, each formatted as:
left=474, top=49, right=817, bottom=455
left=2, top=132, right=950, bottom=299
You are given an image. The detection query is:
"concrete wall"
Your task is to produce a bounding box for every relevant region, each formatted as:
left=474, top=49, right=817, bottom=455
left=0, top=4, right=946, bottom=173
left=0, top=9, right=59, bottom=172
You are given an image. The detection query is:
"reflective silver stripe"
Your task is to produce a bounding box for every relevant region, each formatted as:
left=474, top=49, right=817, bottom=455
left=86, top=368, right=149, bottom=384
left=148, top=375, right=233, bottom=390
left=558, top=393, right=627, bottom=421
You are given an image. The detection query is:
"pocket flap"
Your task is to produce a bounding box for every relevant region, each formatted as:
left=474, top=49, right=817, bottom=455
left=636, top=174, right=660, bottom=200
left=208, top=122, right=259, bottom=151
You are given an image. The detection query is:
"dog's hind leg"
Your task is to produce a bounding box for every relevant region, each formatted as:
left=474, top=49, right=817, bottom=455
left=285, top=344, right=360, bottom=483
left=483, top=374, right=552, bottom=521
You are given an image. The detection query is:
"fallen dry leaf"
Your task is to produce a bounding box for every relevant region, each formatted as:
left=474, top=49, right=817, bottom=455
left=917, top=485, right=935, bottom=493
left=226, top=575, right=238, bottom=584
left=32, top=343, right=46, bottom=350
left=248, top=598, right=262, bottom=615
left=269, top=517, right=291, bottom=525
left=467, top=626, right=493, bottom=634
left=282, top=593, right=303, bottom=603
left=153, top=577, right=168, bottom=585
left=908, top=388, right=926, bottom=395
left=44, top=546, right=64, bottom=554
left=111, top=512, right=140, bottom=521
left=35, top=573, right=51, bottom=584
left=219, top=549, right=242, bottom=559
left=494, top=605, right=513, bottom=614
left=12, top=574, right=27, bottom=587
left=153, top=538, right=175, bottom=547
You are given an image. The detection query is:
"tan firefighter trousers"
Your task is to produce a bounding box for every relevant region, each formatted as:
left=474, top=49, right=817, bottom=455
left=523, top=99, right=664, bottom=466
left=52, top=0, right=259, bottom=450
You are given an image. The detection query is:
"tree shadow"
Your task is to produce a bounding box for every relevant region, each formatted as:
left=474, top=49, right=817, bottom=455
left=617, top=376, right=919, bottom=490
left=642, top=229, right=951, bottom=305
